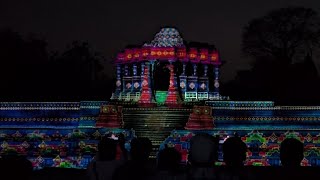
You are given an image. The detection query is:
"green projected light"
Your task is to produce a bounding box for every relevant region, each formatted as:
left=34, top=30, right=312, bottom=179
left=156, top=91, right=168, bottom=104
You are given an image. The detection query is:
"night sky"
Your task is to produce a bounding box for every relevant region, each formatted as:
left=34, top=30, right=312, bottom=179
left=1, top=0, right=320, bottom=81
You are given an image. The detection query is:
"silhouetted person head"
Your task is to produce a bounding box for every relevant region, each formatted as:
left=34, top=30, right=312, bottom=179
left=157, top=147, right=182, bottom=172
left=280, top=138, right=304, bottom=167
left=97, top=135, right=117, bottom=161
left=223, top=137, right=247, bottom=167
left=130, top=137, right=152, bottom=161
left=189, top=133, right=218, bottom=167
left=0, top=155, right=33, bottom=180
left=118, top=133, right=125, bottom=145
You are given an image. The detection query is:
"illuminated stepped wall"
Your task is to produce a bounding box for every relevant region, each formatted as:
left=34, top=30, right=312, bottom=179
left=79, top=101, right=108, bottom=127
left=2, top=100, right=320, bottom=167
left=0, top=101, right=107, bottom=128
left=161, top=101, right=320, bottom=166
left=206, top=101, right=320, bottom=130
left=161, top=130, right=320, bottom=166
left=0, top=101, right=136, bottom=169
left=122, top=107, right=191, bottom=157
left=0, top=128, right=134, bottom=169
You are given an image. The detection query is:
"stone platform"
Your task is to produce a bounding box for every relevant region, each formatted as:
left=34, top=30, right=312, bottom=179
left=0, top=127, right=134, bottom=169
left=1, top=101, right=320, bottom=168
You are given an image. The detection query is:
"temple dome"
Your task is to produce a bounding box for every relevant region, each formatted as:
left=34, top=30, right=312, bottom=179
left=144, top=27, right=184, bottom=47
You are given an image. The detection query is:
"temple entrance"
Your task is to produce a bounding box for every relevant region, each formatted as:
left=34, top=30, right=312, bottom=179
left=153, top=61, right=170, bottom=103
left=153, top=61, right=170, bottom=91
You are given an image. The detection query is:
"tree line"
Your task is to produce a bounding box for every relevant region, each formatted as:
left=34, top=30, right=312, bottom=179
left=222, top=7, right=320, bottom=105
left=0, top=28, right=113, bottom=101
left=1, top=7, right=320, bottom=104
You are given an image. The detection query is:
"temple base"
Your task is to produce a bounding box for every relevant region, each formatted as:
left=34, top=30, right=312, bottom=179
left=184, top=114, right=215, bottom=130
left=138, top=102, right=157, bottom=108
left=184, top=106, right=215, bottom=130
left=165, top=103, right=183, bottom=108
left=96, top=105, right=123, bottom=128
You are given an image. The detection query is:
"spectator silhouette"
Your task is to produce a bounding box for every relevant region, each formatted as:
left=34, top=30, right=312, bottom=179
left=187, top=133, right=219, bottom=180
left=153, top=147, right=185, bottom=180
left=222, top=137, right=247, bottom=167
left=157, top=147, right=182, bottom=172
left=0, top=155, right=33, bottom=180
left=112, top=137, right=154, bottom=180
left=218, top=137, right=253, bottom=180
left=116, top=133, right=128, bottom=160
left=280, top=138, right=304, bottom=167
left=87, top=135, right=125, bottom=180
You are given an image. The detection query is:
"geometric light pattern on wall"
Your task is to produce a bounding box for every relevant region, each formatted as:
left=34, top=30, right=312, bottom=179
left=0, top=128, right=134, bottom=170
left=160, top=130, right=320, bottom=167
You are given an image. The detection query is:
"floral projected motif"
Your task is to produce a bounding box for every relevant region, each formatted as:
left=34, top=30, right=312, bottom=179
left=180, top=81, right=186, bottom=89
left=0, top=128, right=134, bottom=169
left=142, top=80, right=148, bottom=87
left=214, top=80, right=219, bottom=88
left=134, top=82, right=140, bottom=89
left=144, top=28, right=184, bottom=47
left=102, top=106, right=109, bottom=113
left=200, top=83, right=206, bottom=90
left=116, top=80, right=121, bottom=87
left=161, top=130, right=320, bottom=167
left=170, top=80, right=174, bottom=87
left=126, top=83, right=132, bottom=89
left=189, top=82, right=195, bottom=89
left=211, top=51, right=219, bottom=61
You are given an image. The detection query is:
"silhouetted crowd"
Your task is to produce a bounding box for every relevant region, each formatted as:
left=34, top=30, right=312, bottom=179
left=86, top=133, right=318, bottom=180
left=0, top=133, right=319, bottom=180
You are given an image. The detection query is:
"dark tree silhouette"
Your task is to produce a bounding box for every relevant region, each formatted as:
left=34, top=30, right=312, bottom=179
left=0, top=28, right=112, bottom=101
left=223, top=7, right=320, bottom=105
left=46, top=41, right=110, bottom=100
left=0, top=28, right=50, bottom=100
left=52, top=41, right=104, bottom=84
left=242, top=7, right=320, bottom=64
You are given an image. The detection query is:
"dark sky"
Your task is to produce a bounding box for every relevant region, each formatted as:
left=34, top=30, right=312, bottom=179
left=1, top=0, right=320, bottom=81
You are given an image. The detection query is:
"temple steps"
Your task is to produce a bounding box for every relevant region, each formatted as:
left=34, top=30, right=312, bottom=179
left=122, top=108, right=191, bottom=158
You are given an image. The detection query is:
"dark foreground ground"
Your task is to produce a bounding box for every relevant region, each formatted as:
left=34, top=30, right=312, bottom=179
left=32, top=166, right=320, bottom=180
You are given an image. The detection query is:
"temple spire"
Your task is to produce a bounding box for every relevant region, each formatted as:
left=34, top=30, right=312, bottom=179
left=138, top=63, right=156, bottom=107
left=165, top=64, right=181, bottom=107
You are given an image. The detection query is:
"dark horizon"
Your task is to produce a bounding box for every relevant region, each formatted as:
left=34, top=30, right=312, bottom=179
left=2, top=0, right=320, bottom=82
left=1, top=1, right=320, bottom=104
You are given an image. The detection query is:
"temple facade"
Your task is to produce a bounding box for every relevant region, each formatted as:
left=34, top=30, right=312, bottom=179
left=1, top=27, right=320, bottom=168
left=111, top=28, right=224, bottom=105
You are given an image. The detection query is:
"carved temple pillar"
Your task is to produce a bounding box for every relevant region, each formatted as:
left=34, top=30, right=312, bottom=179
left=187, top=64, right=198, bottom=96
left=198, top=64, right=209, bottom=95
left=179, top=63, right=187, bottom=100
left=165, top=63, right=180, bottom=107
left=173, top=63, right=178, bottom=89
left=122, top=64, right=133, bottom=93
left=114, top=64, right=122, bottom=97
left=213, top=66, right=220, bottom=96
left=149, top=60, right=156, bottom=101
left=133, top=63, right=137, bottom=76
left=193, top=64, right=197, bottom=76
left=204, top=64, right=208, bottom=77
left=140, top=63, right=145, bottom=87
left=138, top=62, right=155, bottom=107
left=132, top=63, right=141, bottom=92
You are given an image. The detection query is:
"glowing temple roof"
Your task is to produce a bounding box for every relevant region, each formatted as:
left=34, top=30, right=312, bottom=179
left=116, top=27, right=221, bottom=65
left=144, top=28, right=184, bottom=47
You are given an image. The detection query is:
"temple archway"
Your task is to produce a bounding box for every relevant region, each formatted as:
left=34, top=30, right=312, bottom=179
left=153, top=61, right=170, bottom=103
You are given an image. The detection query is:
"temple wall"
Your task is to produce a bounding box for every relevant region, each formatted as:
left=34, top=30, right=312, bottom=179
left=0, top=101, right=107, bottom=128
left=1, top=100, right=320, bottom=129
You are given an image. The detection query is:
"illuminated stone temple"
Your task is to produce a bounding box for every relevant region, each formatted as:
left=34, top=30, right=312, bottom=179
left=110, top=28, right=224, bottom=106
left=1, top=27, right=320, bottom=169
